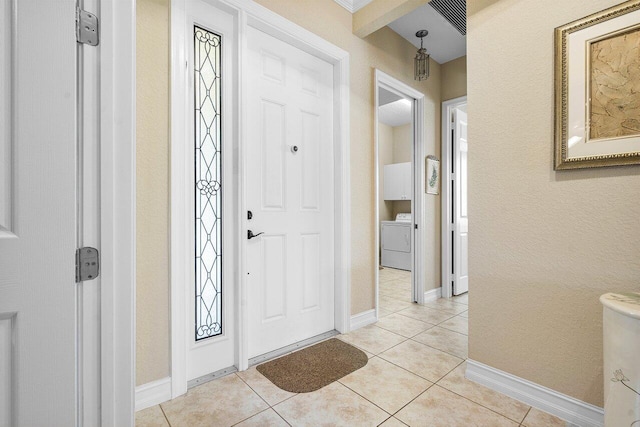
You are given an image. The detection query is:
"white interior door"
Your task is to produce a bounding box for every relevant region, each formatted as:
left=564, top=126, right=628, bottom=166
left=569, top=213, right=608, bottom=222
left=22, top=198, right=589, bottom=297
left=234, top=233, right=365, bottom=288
left=185, top=1, right=237, bottom=382
left=453, top=108, right=469, bottom=295
left=0, top=0, right=78, bottom=425
left=246, top=26, right=335, bottom=358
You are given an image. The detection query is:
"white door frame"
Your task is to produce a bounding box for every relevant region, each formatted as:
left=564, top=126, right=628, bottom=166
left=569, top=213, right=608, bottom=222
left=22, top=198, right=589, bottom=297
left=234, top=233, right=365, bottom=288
left=170, top=0, right=350, bottom=398
left=374, top=69, right=426, bottom=315
left=441, top=96, right=467, bottom=300
left=97, top=1, right=137, bottom=425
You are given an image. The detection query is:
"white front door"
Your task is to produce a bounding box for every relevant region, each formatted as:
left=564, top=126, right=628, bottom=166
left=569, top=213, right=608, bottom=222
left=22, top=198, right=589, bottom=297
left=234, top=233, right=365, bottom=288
left=0, top=0, right=78, bottom=425
left=453, top=108, right=469, bottom=295
left=246, top=26, right=335, bottom=358
left=185, top=0, right=237, bottom=382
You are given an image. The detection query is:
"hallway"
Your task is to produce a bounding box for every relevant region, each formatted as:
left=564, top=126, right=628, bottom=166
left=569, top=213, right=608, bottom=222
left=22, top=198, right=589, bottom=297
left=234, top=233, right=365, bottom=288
left=136, top=273, right=568, bottom=426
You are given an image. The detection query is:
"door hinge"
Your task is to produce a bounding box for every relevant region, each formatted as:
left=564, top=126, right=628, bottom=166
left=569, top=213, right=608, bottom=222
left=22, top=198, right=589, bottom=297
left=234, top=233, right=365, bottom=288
left=76, top=247, right=100, bottom=282
left=76, top=8, right=99, bottom=46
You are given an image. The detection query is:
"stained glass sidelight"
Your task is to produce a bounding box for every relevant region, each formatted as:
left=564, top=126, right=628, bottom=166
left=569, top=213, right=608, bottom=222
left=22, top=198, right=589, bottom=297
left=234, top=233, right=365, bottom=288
left=194, top=26, right=222, bottom=341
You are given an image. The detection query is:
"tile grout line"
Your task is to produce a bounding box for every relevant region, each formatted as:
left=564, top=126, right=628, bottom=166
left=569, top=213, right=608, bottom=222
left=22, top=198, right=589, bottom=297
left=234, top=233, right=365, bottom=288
left=433, top=380, right=530, bottom=425
left=370, top=357, right=464, bottom=420
left=393, top=309, right=458, bottom=325
left=433, top=359, right=533, bottom=425
left=434, top=314, right=468, bottom=335
left=371, top=325, right=466, bottom=363
left=389, top=381, right=438, bottom=420
left=374, top=353, right=442, bottom=385
left=372, top=322, right=436, bottom=340
left=344, top=323, right=467, bottom=384
left=336, top=380, right=394, bottom=418
left=268, top=403, right=293, bottom=427
left=272, top=391, right=299, bottom=407
left=367, top=327, right=413, bottom=354
left=429, top=383, right=526, bottom=425
left=374, top=324, right=436, bottom=340
left=233, top=372, right=274, bottom=409
left=158, top=403, right=172, bottom=427
left=433, top=358, right=466, bottom=384
left=229, top=407, right=271, bottom=427
left=233, top=371, right=296, bottom=426
left=406, top=336, right=467, bottom=360
left=417, top=323, right=467, bottom=337
left=368, top=354, right=440, bottom=384
left=520, top=406, right=532, bottom=425
left=381, top=415, right=410, bottom=427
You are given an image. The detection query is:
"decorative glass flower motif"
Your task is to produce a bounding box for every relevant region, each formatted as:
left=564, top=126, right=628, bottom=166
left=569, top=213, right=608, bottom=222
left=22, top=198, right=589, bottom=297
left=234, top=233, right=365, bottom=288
left=612, top=369, right=630, bottom=382
left=196, top=179, right=221, bottom=196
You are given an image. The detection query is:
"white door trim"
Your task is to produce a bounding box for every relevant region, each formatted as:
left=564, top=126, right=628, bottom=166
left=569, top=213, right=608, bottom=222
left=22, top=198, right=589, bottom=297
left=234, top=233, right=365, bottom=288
left=374, top=69, right=426, bottom=316
left=441, top=96, right=467, bottom=299
left=99, top=1, right=136, bottom=425
left=170, top=0, right=350, bottom=398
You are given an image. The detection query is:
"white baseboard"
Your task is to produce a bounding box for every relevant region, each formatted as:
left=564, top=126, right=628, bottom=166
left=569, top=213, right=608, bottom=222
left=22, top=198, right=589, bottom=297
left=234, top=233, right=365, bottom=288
left=466, top=360, right=604, bottom=427
left=350, top=309, right=377, bottom=331
left=135, top=377, right=172, bottom=412
left=424, top=287, right=442, bottom=303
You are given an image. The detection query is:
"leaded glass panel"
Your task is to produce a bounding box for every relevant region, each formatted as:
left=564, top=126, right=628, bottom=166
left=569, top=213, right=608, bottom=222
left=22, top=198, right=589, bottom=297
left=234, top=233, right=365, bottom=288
left=194, top=26, right=222, bottom=341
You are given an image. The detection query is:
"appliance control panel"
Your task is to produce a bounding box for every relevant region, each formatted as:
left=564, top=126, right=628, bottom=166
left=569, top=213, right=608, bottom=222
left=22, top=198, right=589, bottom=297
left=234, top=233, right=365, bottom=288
left=395, top=213, right=412, bottom=223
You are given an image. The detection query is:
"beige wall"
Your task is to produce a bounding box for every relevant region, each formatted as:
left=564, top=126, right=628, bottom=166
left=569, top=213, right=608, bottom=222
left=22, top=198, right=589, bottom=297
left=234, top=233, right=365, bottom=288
left=136, top=0, right=442, bottom=385
left=392, top=123, right=412, bottom=163
left=390, top=123, right=412, bottom=216
left=136, top=0, right=170, bottom=386
left=468, top=0, right=640, bottom=407
left=378, top=122, right=394, bottom=226
left=441, top=56, right=466, bottom=101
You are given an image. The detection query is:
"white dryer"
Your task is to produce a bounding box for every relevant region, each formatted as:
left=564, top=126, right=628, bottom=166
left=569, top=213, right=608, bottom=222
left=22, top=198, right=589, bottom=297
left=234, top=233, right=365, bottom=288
left=381, top=213, right=412, bottom=271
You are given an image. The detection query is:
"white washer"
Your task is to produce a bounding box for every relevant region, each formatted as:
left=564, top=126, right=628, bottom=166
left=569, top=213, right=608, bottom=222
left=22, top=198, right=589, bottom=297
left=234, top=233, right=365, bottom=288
left=381, top=214, right=412, bottom=271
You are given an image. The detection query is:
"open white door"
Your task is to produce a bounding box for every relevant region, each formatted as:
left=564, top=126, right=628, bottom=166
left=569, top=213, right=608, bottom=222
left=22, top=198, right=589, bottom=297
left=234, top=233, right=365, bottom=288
left=0, top=0, right=78, bottom=424
left=245, top=26, right=335, bottom=358
left=453, top=108, right=469, bottom=295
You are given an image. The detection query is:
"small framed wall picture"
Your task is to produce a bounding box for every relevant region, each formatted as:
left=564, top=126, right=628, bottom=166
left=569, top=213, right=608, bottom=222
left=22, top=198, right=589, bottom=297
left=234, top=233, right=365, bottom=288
left=554, top=0, right=640, bottom=170
left=426, top=155, right=440, bottom=195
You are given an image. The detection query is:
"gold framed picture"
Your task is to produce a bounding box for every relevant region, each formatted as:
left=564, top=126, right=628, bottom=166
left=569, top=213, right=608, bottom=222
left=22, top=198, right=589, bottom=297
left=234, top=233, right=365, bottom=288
left=554, top=0, right=640, bottom=170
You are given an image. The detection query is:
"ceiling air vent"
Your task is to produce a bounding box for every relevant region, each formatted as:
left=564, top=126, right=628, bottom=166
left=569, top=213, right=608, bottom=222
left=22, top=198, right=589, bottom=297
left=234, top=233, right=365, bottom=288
left=428, top=0, right=466, bottom=36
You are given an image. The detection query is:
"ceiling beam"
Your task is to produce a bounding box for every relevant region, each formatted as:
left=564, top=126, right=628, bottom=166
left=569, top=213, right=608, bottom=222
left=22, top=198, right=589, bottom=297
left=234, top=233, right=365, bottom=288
left=467, top=0, right=502, bottom=15
left=353, top=0, right=430, bottom=38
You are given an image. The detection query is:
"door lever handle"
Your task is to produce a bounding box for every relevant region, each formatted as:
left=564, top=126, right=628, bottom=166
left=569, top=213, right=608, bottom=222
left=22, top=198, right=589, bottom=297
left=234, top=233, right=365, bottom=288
left=247, top=230, right=264, bottom=240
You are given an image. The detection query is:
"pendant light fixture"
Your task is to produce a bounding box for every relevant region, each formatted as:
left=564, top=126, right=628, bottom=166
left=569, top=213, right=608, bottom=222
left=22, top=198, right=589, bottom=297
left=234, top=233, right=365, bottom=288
left=414, top=30, right=430, bottom=81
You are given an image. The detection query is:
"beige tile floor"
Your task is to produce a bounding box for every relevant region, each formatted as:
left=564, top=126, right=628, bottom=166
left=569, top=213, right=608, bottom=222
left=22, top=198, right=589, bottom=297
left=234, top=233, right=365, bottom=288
left=136, top=267, right=571, bottom=427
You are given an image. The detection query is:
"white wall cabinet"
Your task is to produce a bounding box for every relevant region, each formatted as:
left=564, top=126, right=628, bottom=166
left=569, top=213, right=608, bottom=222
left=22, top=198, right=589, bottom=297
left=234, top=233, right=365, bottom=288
left=383, top=162, right=411, bottom=201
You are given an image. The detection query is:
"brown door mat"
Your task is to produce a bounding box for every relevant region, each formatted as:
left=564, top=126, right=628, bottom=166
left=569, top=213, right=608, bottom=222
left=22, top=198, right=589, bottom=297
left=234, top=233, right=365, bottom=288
left=256, top=338, right=368, bottom=393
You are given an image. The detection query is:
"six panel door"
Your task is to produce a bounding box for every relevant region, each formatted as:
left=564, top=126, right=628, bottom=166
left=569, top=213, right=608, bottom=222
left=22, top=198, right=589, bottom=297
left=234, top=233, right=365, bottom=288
left=0, top=0, right=78, bottom=424
left=245, top=26, right=335, bottom=358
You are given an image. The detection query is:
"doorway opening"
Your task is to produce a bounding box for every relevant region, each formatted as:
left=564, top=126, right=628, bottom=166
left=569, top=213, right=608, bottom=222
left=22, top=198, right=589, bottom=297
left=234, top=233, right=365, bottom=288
left=441, top=96, right=468, bottom=298
left=374, top=70, right=426, bottom=318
